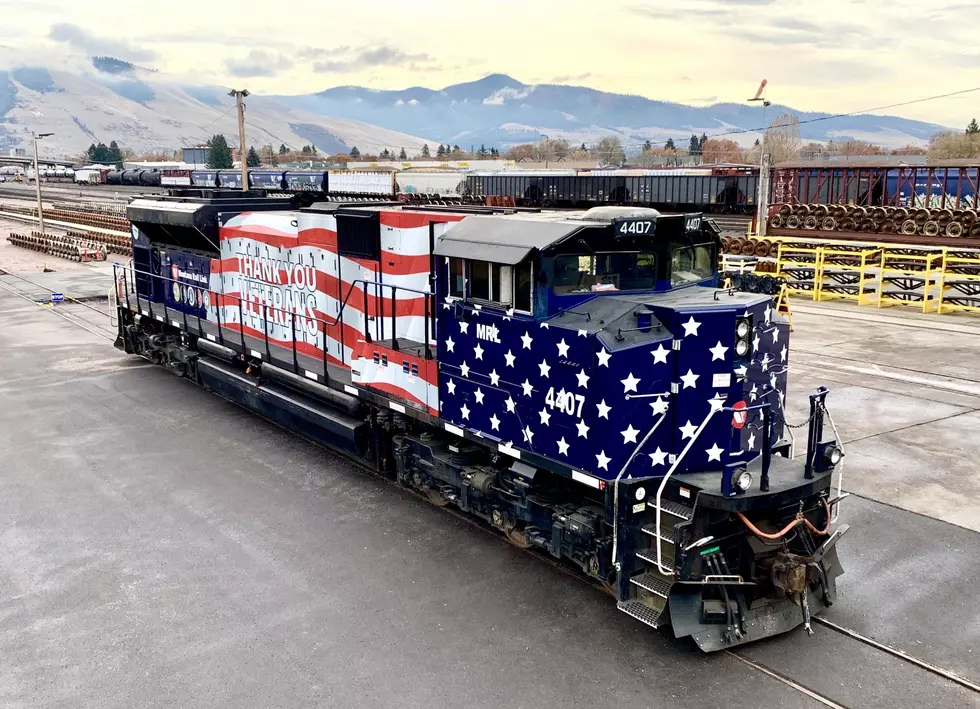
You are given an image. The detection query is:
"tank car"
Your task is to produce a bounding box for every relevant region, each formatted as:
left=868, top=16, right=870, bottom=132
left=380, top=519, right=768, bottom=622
left=114, top=192, right=846, bottom=652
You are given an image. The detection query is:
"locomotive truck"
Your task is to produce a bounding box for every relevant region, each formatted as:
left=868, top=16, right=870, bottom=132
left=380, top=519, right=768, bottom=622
left=113, top=189, right=846, bottom=651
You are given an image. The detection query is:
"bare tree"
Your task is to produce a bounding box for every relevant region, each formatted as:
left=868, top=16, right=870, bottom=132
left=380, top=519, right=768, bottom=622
left=700, top=138, right=742, bottom=164
left=764, top=113, right=802, bottom=164
left=590, top=136, right=625, bottom=166
left=928, top=130, right=980, bottom=159
left=504, top=143, right=535, bottom=162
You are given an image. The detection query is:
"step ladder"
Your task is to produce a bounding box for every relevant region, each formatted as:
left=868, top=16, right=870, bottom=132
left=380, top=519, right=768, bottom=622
left=616, top=499, right=693, bottom=629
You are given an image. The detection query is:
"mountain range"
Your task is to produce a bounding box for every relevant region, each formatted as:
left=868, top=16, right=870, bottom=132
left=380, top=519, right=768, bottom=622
left=275, top=73, right=945, bottom=152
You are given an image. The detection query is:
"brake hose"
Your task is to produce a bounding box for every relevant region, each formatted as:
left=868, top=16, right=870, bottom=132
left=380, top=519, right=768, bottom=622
left=736, top=498, right=832, bottom=540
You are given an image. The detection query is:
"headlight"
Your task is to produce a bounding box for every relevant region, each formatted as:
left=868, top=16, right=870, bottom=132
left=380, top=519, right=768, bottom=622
left=735, top=339, right=750, bottom=357
left=736, top=319, right=751, bottom=338
left=736, top=469, right=753, bottom=491
left=824, top=446, right=843, bottom=467
left=635, top=486, right=646, bottom=501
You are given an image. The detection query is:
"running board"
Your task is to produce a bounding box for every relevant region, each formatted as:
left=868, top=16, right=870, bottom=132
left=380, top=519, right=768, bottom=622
left=617, top=600, right=664, bottom=629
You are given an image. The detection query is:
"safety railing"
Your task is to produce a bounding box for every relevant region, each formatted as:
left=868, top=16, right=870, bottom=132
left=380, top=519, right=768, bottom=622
left=112, top=263, right=438, bottom=383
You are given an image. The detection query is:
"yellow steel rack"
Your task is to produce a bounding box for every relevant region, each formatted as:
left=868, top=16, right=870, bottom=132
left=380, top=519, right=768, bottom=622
left=876, top=249, right=944, bottom=313
left=939, top=251, right=980, bottom=314
left=775, top=243, right=821, bottom=300
left=816, top=247, right=881, bottom=306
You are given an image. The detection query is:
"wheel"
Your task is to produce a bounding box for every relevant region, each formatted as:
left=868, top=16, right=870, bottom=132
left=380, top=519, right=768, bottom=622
left=901, top=220, right=918, bottom=235
left=803, top=215, right=818, bottom=230
left=821, top=216, right=837, bottom=230
left=769, top=214, right=785, bottom=229
left=786, top=215, right=801, bottom=229
left=923, top=221, right=941, bottom=236
left=946, top=221, right=964, bottom=237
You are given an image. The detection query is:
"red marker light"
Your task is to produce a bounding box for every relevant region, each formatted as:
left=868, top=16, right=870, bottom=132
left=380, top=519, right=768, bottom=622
left=732, top=400, right=748, bottom=429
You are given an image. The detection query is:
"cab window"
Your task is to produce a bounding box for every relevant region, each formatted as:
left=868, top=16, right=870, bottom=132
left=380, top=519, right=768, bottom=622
left=553, top=252, right=655, bottom=293
left=671, top=246, right=714, bottom=286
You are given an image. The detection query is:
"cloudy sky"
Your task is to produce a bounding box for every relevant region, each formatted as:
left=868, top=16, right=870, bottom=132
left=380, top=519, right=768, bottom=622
left=2, top=0, right=978, bottom=127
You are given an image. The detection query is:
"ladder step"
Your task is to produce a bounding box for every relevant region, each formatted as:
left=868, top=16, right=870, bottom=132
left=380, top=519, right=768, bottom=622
left=635, top=548, right=674, bottom=568
left=630, top=572, right=672, bottom=599
left=641, top=524, right=675, bottom=544
left=660, top=500, right=693, bottom=520
left=617, top=599, right=664, bottom=629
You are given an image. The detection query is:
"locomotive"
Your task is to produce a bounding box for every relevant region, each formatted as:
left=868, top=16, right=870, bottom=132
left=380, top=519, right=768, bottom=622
left=114, top=189, right=846, bottom=652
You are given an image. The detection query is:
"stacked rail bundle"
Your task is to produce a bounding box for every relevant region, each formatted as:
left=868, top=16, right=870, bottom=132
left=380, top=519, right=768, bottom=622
left=768, top=203, right=980, bottom=240
left=1, top=202, right=131, bottom=232
left=52, top=201, right=127, bottom=217
left=7, top=231, right=107, bottom=262
left=65, top=229, right=129, bottom=255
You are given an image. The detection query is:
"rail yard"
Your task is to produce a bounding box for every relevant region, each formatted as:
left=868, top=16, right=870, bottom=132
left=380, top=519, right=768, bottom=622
left=2, top=164, right=980, bottom=709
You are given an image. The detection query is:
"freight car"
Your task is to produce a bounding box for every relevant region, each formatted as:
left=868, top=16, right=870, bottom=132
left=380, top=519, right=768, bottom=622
left=105, top=169, right=163, bottom=187
left=114, top=190, right=846, bottom=652
left=161, top=169, right=397, bottom=197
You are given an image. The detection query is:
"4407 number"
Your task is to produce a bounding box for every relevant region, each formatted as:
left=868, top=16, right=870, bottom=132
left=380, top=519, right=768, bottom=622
left=544, top=387, right=585, bottom=417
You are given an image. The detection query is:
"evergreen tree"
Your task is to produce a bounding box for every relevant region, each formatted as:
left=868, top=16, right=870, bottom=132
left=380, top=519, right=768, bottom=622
left=477, top=144, right=488, bottom=156
left=108, top=140, right=124, bottom=167
left=421, top=143, right=430, bottom=158
left=580, top=142, right=587, bottom=152
left=246, top=146, right=261, bottom=167
left=754, top=138, right=761, bottom=146
left=436, top=143, right=446, bottom=158
left=699, top=133, right=708, bottom=149
left=301, top=145, right=312, bottom=155
left=490, top=147, right=499, bottom=156
left=968, top=119, right=980, bottom=135
left=398, top=147, right=407, bottom=160
left=279, top=143, right=288, bottom=155
left=688, top=134, right=700, bottom=154
left=665, top=138, right=675, bottom=150
left=349, top=146, right=360, bottom=158
left=380, top=148, right=390, bottom=159
left=453, top=144, right=461, bottom=152
left=206, top=134, right=233, bottom=169
left=86, top=143, right=97, bottom=161
left=643, top=140, right=652, bottom=151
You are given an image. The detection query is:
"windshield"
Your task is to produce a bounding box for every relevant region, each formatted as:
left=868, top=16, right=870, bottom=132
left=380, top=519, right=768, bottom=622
left=553, top=252, right=656, bottom=293
left=671, top=245, right=714, bottom=286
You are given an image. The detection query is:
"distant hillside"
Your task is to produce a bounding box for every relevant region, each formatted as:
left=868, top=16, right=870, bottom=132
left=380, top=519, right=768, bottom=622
left=0, top=52, right=436, bottom=158
left=274, top=74, right=945, bottom=151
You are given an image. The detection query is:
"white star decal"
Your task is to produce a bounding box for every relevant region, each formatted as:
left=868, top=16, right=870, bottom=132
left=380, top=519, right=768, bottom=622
left=621, top=372, right=640, bottom=393
left=576, top=369, right=590, bottom=388
left=505, top=307, right=515, bottom=318
left=621, top=424, right=640, bottom=444
left=459, top=320, right=469, bottom=334
left=460, top=403, right=471, bottom=420
left=446, top=379, right=456, bottom=395
left=761, top=353, right=770, bottom=372
left=682, top=316, right=701, bottom=337
left=734, top=365, right=748, bottom=380
left=596, top=450, right=611, bottom=470
left=709, top=394, right=726, bottom=413
left=650, top=397, right=670, bottom=416
left=540, top=322, right=549, bottom=329
left=649, top=447, right=668, bottom=466
left=576, top=419, right=590, bottom=438
left=539, top=408, right=552, bottom=426
left=706, top=443, right=724, bottom=462
left=577, top=329, right=589, bottom=337
left=474, top=388, right=485, bottom=404
left=521, top=331, right=533, bottom=350
left=679, top=420, right=698, bottom=440
left=749, top=384, right=758, bottom=402
left=596, top=400, right=612, bottom=419
left=504, top=350, right=516, bottom=368
left=709, top=341, right=729, bottom=362
left=474, top=343, right=484, bottom=360
left=557, top=339, right=571, bottom=358
left=521, top=379, right=534, bottom=397
left=753, top=333, right=761, bottom=352
left=538, top=359, right=551, bottom=378
left=557, top=437, right=570, bottom=456
left=772, top=328, right=779, bottom=344
left=523, top=426, right=535, bottom=444
left=460, top=361, right=470, bottom=378
left=473, top=303, right=482, bottom=312
left=680, top=369, right=699, bottom=389
left=489, top=369, right=500, bottom=386
left=747, top=431, right=756, bottom=449
left=765, top=306, right=773, bottom=325
left=442, top=302, right=452, bottom=311
left=446, top=337, right=455, bottom=353
left=505, top=396, right=516, bottom=413
left=651, top=344, right=670, bottom=364
left=490, top=413, right=501, bottom=431
left=596, top=348, right=612, bottom=367
left=770, top=373, right=778, bottom=390
left=780, top=346, right=787, bottom=363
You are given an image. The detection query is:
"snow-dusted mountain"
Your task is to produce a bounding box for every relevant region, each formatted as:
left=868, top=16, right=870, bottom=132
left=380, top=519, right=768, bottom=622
left=274, top=74, right=945, bottom=151
left=0, top=54, right=436, bottom=158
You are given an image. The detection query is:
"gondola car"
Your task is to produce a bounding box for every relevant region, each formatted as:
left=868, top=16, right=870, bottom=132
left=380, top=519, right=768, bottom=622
left=114, top=190, right=846, bottom=652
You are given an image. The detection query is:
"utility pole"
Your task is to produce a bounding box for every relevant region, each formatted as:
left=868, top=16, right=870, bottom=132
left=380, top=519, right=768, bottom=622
left=228, top=89, right=250, bottom=191
left=748, top=80, right=771, bottom=237
left=32, top=131, right=54, bottom=233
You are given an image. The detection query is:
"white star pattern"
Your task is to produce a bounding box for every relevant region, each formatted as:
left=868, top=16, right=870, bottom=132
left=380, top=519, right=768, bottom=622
left=576, top=419, right=590, bottom=438
left=651, top=343, right=670, bottom=364
left=770, top=373, right=778, bottom=390
left=749, top=383, right=758, bottom=402
left=557, top=437, right=570, bottom=456
left=682, top=316, right=701, bottom=337
left=557, top=339, right=571, bottom=358
left=650, top=397, right=669, bottom=416
left=596, top=450, right=611, bottom=470
left=706, top=443, right=724, bottom=462
left=459, top=321, right=469, bottom=334
left=521, top=331, right=533, bottom=350
left=680, top=369, right=699, bottom=389
left=753, top=333, right=761, bottom=352
left=538, top=359, right=551, bottom=378
left=460, top=404, right=471, bottom=420
left=734, top=365, right=748, bottom=380
left=621, top=424, right=640, bottom=444
left=649, top=448, right=668, bottom=466
left=576, top=369, right=590, bottom=388
left=490, top=414, right=501, bottom=431
left=446, top=379, right=456, bottom=395
left=474, top=343, right=484, bottom=360
left=596, top=400, right=612, bottom=419
left=445, top=337, right=455, bottom=353
left=709, top=341, right=729, bottom=361
left=523, top=426, right=535, bottom=444
left=489, top=369, right=500, bottom=386
left=460, top=361, right=470, bottom=378
left=747, top=431, right=756, bottom=449
left=504, top=350, right=516, bottom=367
left=596, top=348, right=611, bottom=367
left=540, top=322, right=549, bottom=329
left=474, top=388, right=485, bottom=404
left=505, top=396, right=516, bottom=413
left=765, top=306, right=773, bottom=325
left=761, top=353, right=770, bottom=372
left=539, top=407, right=552, bottom=426
left=473, top=304, right=482, bottom=311
left=505, top=307, right=515, bottom=318
left=772, top=328, right=779, bottom=344
left=577, top=329, right=588, bottom=337
left=679, top=420, right=698, bottom=440
left=621, top=372, right=640, bottom=393
left=780, top=345, right=788, bottom=363
left=521, top=379, right=534, bottom=397
left=709, top=394, right=726, bottom=412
